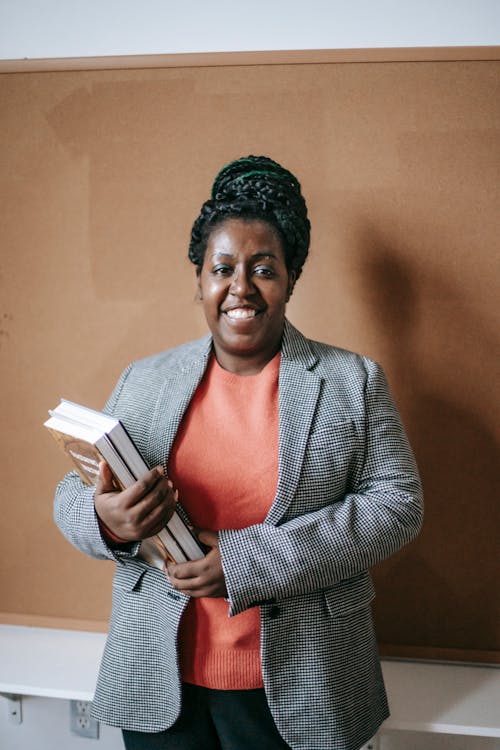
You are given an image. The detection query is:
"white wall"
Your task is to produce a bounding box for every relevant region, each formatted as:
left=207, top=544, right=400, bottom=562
left=0, top=0, right=499, bottom=61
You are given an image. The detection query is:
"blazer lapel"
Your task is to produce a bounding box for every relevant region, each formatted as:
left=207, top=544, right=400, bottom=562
left=266, top=321, right=321, bottom=526
left=146, top=336, right=212, bottom=470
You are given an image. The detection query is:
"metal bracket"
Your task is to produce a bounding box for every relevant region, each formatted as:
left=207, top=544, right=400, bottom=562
left=0, top=693, right=23, bottom=724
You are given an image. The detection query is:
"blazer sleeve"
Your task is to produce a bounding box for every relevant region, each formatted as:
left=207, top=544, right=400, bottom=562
left=53, top=364, right=141, bottom=564
left=219, top=358, right=424, bottom=616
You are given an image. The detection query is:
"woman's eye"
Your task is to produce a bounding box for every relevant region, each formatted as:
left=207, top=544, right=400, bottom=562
left=212, top=265, right=232, bottom=275
left=254, top=266, right=275, bottom=277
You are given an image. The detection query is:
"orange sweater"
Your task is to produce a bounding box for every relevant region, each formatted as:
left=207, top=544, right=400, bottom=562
left=168, top=353, right=280, bottom=689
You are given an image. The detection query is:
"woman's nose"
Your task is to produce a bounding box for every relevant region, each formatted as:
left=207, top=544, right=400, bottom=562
left=229, top=268, right=254, bottom=296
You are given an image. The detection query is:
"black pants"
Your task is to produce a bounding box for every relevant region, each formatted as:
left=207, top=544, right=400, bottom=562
left=122, top=683, right=291, bottom=750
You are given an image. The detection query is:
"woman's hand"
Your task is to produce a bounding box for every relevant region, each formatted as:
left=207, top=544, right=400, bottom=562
left=94, top=461, right=177, bottom=542
left=167, top=529, right=228, bottom=598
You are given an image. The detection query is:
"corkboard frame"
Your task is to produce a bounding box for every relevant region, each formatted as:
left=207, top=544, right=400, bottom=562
left=1, top=45, right=499, bottom=74
left=0, top=46, right=498, bottom=665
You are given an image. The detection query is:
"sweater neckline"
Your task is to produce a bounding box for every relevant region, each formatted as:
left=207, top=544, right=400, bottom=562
left=209, top=351, right=281, bottom=383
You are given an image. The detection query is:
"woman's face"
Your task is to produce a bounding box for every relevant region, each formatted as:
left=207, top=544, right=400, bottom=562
left=198, top=218, right=295, bottom=374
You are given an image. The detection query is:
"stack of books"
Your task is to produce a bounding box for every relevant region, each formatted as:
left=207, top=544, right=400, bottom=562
left=44, top=399, right=205, bottom=569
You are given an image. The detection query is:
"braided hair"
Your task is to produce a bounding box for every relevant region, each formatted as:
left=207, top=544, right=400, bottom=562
left=188, top=156, right=311, bottom=279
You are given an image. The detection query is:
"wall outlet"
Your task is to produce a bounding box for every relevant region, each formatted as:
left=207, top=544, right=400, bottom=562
left=70, top=700, right=99, bottom=739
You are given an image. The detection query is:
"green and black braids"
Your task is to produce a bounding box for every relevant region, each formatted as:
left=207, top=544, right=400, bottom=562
left=188, top=155, right=311, bottom=279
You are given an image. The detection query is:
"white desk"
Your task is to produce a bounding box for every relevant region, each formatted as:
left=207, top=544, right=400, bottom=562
left=0, top=625, right=499, bottom=738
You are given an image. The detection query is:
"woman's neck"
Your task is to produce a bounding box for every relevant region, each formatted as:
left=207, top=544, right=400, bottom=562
left=211, top=343, right=281, bottom=376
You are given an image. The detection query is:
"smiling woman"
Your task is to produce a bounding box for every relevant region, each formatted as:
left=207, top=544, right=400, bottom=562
left=53, top=155, right=423, bottom=750
left=197, top=219, right=294, bottom=374
left=188, top=155, right=309, bottom=375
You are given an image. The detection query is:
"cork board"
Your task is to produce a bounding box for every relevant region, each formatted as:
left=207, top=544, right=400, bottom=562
left=1, top=59, right=498, bottom=663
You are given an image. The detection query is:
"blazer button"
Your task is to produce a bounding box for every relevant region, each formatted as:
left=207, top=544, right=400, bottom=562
left=268, top=605, right=280, bottom=619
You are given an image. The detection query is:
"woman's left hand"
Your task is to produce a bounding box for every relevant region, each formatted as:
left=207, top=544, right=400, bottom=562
left=167, top=529, right=228, bottom=598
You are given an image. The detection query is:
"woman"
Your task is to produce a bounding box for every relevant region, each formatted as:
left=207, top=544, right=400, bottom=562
left=54, top=156, right=423, bottom=750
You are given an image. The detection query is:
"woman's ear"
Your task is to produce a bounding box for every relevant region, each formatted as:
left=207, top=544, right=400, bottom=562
left=196, top=269, right=203, bottom=301
left=286, top=271, right=297, bottom=301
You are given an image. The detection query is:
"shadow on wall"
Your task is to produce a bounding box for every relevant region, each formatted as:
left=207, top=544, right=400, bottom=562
left=354, top=226, right=499, bottom=657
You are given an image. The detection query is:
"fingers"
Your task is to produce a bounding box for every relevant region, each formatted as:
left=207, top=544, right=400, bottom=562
left=121, top=466, right=166, bottom=509
left=95, top=465, right=177, bottom=542
left=95, top=460, right=116, bottom=495
left=168, top=570, right=224, bottom=598
left=168, top=559, right=207, bottom=581
left=132, top=476, right=174, bottom=524
left=122, top=474, right=177, bottom=539
left=95, top=464, right=165, bottom=506
left=167, top=545, right=228, bottom=599
left=196, top=528, right=219, bottom=548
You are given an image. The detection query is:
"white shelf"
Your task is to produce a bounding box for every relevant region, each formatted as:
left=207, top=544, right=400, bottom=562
left=381, top=659, right=500, bottom=738
left=0, top=625, right=105, bottom=701
left=0, top=625, right=499, bottom=738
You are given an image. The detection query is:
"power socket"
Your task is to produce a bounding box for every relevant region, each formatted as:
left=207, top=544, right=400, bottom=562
left=70, top=700, right=100, bottom=739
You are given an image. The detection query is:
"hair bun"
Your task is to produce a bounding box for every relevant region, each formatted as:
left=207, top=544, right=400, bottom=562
left=211, top=155, right=301, bottom=202
left=189, top=155, right=310, bottom=280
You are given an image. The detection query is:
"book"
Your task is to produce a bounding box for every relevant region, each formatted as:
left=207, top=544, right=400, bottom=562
left=44, top=399, right=206, bottom=569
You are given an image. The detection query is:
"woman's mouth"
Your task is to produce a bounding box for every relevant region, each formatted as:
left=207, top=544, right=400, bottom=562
left=224, top=308, right=259, bottom=319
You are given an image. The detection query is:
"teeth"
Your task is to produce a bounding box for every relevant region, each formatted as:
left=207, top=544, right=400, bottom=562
left=225, top=308, right=257, bottom=319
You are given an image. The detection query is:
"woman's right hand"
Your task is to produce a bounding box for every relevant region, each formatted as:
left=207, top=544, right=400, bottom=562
left=94, top=461, right=177, bottom=542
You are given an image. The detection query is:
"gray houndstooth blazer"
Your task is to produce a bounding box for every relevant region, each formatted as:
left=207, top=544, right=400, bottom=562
left=54, top=320, right=423, bottom=750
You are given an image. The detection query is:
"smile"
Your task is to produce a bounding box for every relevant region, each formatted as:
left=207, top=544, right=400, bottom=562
left=224, top=308, right=259, bottom=319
